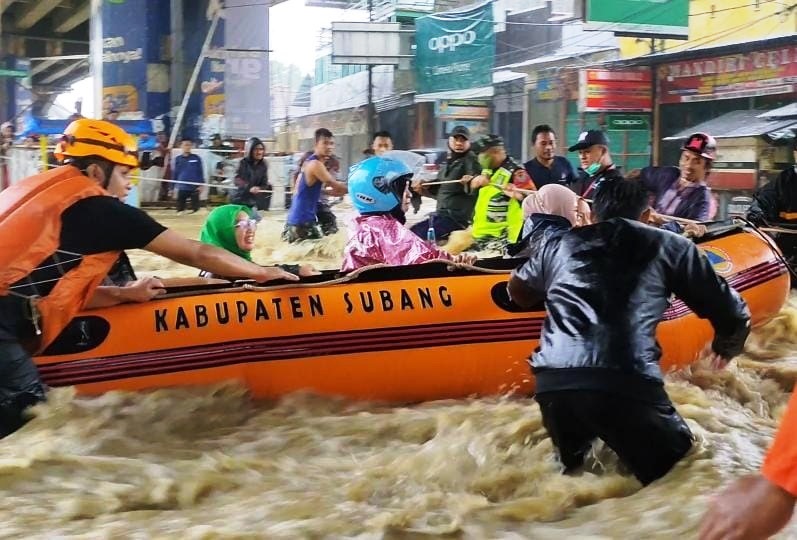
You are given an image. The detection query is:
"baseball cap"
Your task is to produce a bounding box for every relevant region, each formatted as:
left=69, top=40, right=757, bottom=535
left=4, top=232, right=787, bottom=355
left=682, top=132, right=717, bottom=160
left=568, top=130, right=610, bottom=152
left=474, top=134, right=504, bottom=153
left=449, top=125, right=470, bottom=140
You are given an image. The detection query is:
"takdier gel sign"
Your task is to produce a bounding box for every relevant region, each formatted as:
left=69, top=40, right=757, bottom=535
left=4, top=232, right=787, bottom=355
left=415, top=1, right=495, bottom=94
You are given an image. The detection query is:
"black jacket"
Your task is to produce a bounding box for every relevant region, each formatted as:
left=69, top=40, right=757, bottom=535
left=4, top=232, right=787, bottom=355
left=748, top=165, right=797, bottom=225
left=231, top=137, right=269, bottom=206
left=570, top=165, right=623, bottom=198
left=428, top=150, right=481, bottom=227
left=511, top=218, right=750, bottom=401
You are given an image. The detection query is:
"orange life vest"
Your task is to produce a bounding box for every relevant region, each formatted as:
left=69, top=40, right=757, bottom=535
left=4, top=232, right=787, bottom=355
left=762, top=390, right=797, bottom=497
left=0, top=165, right=120, bottom=351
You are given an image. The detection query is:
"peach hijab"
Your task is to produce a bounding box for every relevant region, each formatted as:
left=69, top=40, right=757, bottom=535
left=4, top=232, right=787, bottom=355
left=522, top=183, right=591, bottom=227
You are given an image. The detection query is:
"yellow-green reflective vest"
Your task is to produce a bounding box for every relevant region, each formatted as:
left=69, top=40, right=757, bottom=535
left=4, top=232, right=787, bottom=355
left=472, top=167, right=524, bottom=241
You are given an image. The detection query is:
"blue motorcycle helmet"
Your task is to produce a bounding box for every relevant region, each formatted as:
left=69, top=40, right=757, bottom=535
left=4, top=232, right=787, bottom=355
left=348, top=156, right=414, bottom=221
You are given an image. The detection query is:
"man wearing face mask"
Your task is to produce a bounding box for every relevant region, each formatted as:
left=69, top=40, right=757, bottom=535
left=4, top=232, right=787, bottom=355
left=470, top=134, right=536, bottom=247
left=410, top=125, right=481, bottom=240
left=0, top=119, right=298, bottom=438
left=640, top=132, right=715, bottom=226
left=568, top=130, right=622, bottom=199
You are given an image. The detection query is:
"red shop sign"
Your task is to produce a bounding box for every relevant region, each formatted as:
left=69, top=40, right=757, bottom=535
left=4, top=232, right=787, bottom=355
left=578, top=68, right=653, bottom=112
left=658, top=46, right=797, bottom=104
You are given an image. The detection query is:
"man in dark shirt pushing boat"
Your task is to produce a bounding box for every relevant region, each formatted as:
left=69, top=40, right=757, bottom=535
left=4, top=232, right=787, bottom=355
left=508, top=176, right=751, bottom=486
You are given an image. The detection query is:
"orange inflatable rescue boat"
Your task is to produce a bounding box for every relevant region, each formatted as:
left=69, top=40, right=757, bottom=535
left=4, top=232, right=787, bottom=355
left=35, top=222, right=790, bottom=402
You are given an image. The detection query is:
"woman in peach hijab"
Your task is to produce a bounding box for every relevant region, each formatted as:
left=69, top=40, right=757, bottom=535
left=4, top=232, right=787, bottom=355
left=508, top=184, right=590, bottom=257
left=522, top=183, right=591, bottom=226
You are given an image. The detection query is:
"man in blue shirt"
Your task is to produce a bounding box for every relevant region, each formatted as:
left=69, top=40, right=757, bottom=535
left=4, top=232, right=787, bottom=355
left=173, top=138, right=205, bottom=214
left=523, top=125, right=576, bottom=188
left=284, top=128, right=348, bottom=242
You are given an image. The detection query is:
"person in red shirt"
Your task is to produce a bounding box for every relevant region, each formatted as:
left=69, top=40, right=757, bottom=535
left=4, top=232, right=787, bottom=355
left=700, top=390, right=797, bottom=539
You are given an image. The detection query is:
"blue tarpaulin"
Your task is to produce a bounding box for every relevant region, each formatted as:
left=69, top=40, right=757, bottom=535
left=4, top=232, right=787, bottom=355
left=18, top=117, right=158, bottom=149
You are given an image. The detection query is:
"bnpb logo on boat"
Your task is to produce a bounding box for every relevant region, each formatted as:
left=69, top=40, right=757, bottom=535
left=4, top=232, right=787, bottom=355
left=700, top=246, right=733, bottom=274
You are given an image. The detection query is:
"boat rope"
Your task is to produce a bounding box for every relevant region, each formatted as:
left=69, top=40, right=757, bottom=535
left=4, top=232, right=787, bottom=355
left=759, top=226, right=797, bottom=235
left=157, top=259, right=513, bottom=299
left=5, top=249, right=86, bottom=299
left=0, top=155, right=299, bottom=194
left=734, top=217, right=797, bottom=283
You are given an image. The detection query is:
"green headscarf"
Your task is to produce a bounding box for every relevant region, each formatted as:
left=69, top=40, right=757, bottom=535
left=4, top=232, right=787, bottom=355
left=200, top=204, right=256, bottom=260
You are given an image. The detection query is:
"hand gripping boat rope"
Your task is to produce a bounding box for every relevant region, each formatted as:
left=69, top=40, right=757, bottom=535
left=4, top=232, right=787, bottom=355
left=157, top=259, right=511, bottom=300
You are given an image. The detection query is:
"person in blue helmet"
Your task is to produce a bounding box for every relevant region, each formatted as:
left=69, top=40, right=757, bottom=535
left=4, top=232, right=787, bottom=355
left=341, top=157, right=476, bottom=272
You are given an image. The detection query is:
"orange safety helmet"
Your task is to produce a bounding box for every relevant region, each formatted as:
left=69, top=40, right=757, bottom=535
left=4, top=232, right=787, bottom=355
left=53, top=140, right=67, bottom=163
left=59, top=118, right=139, bottom=168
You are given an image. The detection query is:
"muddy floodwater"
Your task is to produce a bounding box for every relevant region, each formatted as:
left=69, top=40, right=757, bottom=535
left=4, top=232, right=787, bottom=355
left=2, top=206, right=795, bottom=539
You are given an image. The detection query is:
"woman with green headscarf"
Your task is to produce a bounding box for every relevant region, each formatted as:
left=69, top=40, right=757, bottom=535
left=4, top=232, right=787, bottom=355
left=199, top=205, right=318, bottom=280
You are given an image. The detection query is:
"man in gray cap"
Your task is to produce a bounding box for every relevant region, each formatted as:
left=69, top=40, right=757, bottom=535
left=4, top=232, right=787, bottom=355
left=410, top=125, right=481, bottom=240
left=568, top=130, right=622, bottom=198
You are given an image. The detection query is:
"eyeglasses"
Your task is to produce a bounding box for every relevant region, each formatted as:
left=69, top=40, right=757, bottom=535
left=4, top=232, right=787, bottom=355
left=235, top=218, right=258, bottom=231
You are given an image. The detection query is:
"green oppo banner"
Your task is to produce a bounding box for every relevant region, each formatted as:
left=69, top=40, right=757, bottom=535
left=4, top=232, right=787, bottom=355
left=584, top=0, right=688, bottom=39
left=415, top=1, right=494, bottom=95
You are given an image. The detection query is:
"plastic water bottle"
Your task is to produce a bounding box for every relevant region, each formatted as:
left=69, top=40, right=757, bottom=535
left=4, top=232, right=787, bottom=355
left=426, top=216, right=436, bottom=245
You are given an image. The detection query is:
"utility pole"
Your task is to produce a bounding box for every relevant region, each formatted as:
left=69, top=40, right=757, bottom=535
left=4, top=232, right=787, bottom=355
left=650, top=38, right=658, bottom=166
left=169, top=9, right=220, bottom=149
left=366, top=0, right=374, bottom=139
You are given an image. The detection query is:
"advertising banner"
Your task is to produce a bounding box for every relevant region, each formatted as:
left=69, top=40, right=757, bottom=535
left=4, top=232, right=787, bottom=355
left=4, top=58, right=33, bottom=134
left=415, top=1, right=495, bottom=94
left=435, top=99, right=490, bottom=120
left=102, top=0, right=170, bottom=118
left=536, top=78, right=559, bottom=101
left=584, top=0, right=689, bottom=39
left=579, top=68, right=652, bottom=112
left=102, top=0, right=146, bottom=116
left=201, top=38, right=226, bottom=119
left=658, top=46, right=797, bottom=104
left=224, top=0, right=271, bottom=138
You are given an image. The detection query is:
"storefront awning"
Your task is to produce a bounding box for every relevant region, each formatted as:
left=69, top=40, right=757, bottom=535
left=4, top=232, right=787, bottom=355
left=414, top=86, right=494, bottom=103
left=413, top=72, right=525, bottom=103
left=493, top=70, right=527, bottom=84
left=758, top=103, right=797, bottom=119
left=663, top=110, right=797, bottom=142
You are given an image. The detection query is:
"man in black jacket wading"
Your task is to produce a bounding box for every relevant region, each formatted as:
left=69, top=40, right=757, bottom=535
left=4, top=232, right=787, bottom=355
left=508, top=177, right=751, bottom=486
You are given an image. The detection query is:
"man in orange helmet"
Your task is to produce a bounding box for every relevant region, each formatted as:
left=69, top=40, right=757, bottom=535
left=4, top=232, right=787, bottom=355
left=0, top=119, right=298, bottom=438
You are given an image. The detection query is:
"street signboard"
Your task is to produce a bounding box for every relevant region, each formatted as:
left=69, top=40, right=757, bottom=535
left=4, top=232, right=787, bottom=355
left=584, top=0, right=689, bottom=39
